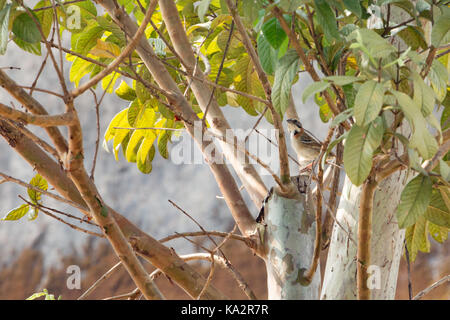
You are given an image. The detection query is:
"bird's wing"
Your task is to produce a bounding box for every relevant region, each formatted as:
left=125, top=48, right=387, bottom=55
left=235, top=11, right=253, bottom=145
left=301, top=129, right=323, bottom=147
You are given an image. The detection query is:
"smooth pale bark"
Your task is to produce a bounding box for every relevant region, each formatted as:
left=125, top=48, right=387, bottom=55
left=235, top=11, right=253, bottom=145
left=263, top=186, right=320, bottom=299
left=321, top=4, right=418, bottom=300
left=321, top=171, right=408, bottom=299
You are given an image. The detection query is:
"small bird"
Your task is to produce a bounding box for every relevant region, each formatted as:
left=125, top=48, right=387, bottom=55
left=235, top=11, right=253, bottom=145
left=286, top=118, right=324, bottom=163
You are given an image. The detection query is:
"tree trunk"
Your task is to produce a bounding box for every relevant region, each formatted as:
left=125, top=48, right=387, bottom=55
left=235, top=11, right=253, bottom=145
left=263, top=182, right=321, bottom=299
left=320, top=172, right=407, bottom=299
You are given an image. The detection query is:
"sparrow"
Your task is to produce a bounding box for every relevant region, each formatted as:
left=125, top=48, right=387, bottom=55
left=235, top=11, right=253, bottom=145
left=286, top=118, right=324, bottom=163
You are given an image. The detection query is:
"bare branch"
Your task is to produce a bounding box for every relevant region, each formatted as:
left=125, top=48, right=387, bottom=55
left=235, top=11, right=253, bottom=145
left=0, top=102, right=75, bottom=126
left=20, top=196, right=104, bottom=238
left=78, top=261, right=123, bottom=300
left=413, top=275, right=449, bottom=300
left=0, top=70, right=68, bottom=154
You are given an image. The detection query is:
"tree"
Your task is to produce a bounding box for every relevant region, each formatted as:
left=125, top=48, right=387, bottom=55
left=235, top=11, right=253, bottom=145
left=0, top=0, right=448, bottom=300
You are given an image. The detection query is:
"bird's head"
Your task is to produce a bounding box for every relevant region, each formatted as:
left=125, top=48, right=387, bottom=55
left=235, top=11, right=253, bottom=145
left=286, top=118, right=303, bottom=134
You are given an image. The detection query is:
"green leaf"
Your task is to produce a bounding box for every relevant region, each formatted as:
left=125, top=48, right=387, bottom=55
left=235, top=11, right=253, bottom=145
left=115, top=81, right=136, bottom=101
left=158, top=130, right=171, bottom=159
left=135, top=66, right=153, bottom=103
left=257, top=33, right=278, bottom=75
left=397, top=175, right=432, bottom=229
left=343, top=0, right=362, bottom=18
left=429, top=60, right=448, bottom=102
left=424, top=188, right=450, bottom=228
left=74, top=0, right=97, bottom=19
left=279, top=0, right=302, bottom=12
left=97, top=16, right=125, bottom=46
left=392, top=90, right=438, bottom=159
left=272, top=50, right=299, bottom=118
left=2, top=204, right=30, bottom=221
left=12, top=12, right=41, bottom=44
left=314, top=0, right=340, bottom=42
left=324, top=75, right=361, bottom=86
left=233, top=55, right=259, bottom=116
left=319, top=103, right=333, bottom=122
left=348, top=28, right=395, bottom=60
left=35, top=0, right=53, bottom=39
left=412, top=71, right=435, bottom=117
left=302, top=81, right=331, bottom=103
left=321, top=131, right=348, bottom=168
left=405, top=216, right=429, bottom=262
left=397, top=26, right=427, bottom=50
left=431, top=11, right=450, bottom=47
left=354, top=80, right=385, bottom=127
left=197, top=0, right=211, bottom=23
left=261, top=17, right=287, bottom=50
left=28, top=174, right=48, bottom=204
left=13, top=37, right=41, bottom=55
left=343, top=117, right=384, bottom=186
left=137, top=144, right=154, bottom=174
left=440, top=160, right=450, bottom=182
left=331, top=108, right=353, bottom=128
left=0, top=3, right=11, bottom=55
left=71, top=21, right=104, bottom=55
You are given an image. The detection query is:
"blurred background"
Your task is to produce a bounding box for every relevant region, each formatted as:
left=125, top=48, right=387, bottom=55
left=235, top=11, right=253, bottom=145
left=0, top=25, right=448, bottom=300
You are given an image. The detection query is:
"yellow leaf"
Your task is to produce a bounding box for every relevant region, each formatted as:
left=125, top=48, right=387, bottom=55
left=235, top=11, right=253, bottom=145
left=89, top=39, right=121, bottom=58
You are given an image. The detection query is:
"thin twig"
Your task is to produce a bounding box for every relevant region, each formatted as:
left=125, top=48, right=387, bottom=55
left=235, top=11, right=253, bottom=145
left=413, top=275, right=449, bottom=300
left=159, top=230, right=249, bottom=244
left=78, top=261, right=123, bottom=300
left=20, top=196, right=104, bottom=238
left=302, top=127, right=335, bottom=283
left=404, top=240, right=413, bottom=300
left=88, top=72, right=116, bottom=179
left=202, top=21, right=235, bottom=128
left=0, top=172, right=87, bottom=212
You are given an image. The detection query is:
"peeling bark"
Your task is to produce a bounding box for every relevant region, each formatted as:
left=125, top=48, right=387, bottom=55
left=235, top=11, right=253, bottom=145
left=263, top=185, right=320, bottom=299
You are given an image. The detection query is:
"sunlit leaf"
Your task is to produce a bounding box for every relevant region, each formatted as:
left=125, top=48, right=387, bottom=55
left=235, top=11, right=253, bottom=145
left=1, top=204, right=30, bottom=221
left=405, top=216, right=429, bottom=262
left=397, top=174, right=432, bottom=228
left=343, top=117, right=384, bottom=186
left=28, top=174, right=48, bottom=204
left=354, top=80, right=385, bottom=127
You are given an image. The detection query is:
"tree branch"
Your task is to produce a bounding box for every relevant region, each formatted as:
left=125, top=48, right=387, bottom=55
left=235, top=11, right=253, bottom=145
left=0, top=102, right=75, bottom=126
left=0, top=70, right=68, bottom=154
left=357, top=176, right=378, bottom=300
left=413, top=274, right=449, bottom=300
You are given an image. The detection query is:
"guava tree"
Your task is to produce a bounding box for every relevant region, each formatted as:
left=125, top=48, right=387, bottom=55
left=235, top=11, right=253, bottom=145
left=0, top=0, right=448, bottom=300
